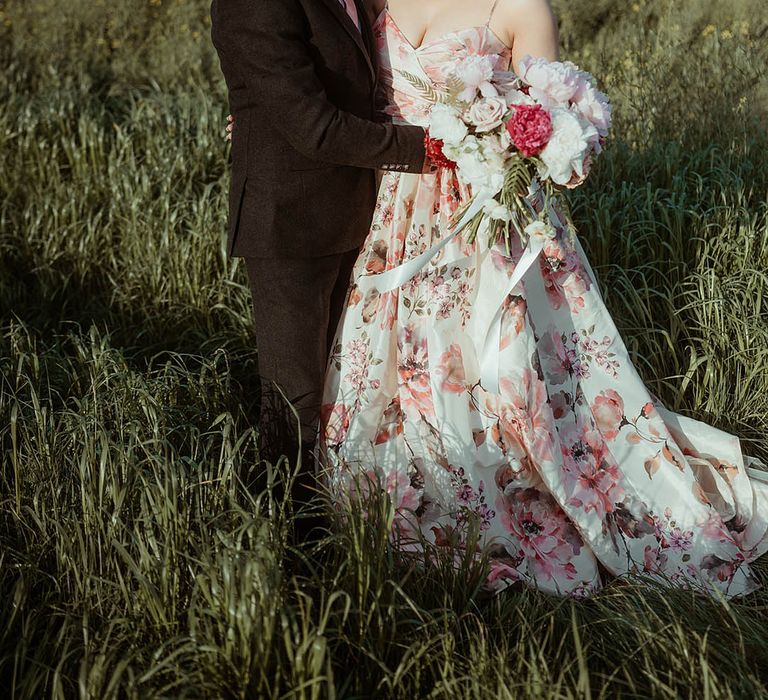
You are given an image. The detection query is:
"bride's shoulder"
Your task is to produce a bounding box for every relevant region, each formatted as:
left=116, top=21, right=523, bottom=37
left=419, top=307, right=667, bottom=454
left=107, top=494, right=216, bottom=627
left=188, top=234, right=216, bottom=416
left=493, top=0, right=558, bottom=49
left=494, top=0, right=556, bottom=24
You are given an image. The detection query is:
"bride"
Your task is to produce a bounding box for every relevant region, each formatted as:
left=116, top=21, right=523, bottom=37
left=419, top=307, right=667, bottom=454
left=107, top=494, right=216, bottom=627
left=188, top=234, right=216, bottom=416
left=318, top=0, right=768, bottom=598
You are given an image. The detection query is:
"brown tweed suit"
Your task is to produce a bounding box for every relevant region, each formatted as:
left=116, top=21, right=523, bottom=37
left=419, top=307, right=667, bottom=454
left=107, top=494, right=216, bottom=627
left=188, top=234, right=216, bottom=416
left=211, top=0, right=426, bottom=450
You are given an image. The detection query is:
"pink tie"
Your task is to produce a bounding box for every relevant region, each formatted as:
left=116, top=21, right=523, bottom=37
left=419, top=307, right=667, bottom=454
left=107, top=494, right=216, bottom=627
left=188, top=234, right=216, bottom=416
left=341, top=0, right=360, bottom=31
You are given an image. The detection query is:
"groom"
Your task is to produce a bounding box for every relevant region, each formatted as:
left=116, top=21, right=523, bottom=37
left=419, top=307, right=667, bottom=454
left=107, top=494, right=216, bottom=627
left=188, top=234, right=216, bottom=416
left=210, top=0, right=427, bottom=496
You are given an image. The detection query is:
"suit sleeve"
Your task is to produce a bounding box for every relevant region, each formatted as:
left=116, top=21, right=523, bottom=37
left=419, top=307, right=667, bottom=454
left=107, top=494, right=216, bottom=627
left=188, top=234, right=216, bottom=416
left=211, top=0, right=426, bottom=172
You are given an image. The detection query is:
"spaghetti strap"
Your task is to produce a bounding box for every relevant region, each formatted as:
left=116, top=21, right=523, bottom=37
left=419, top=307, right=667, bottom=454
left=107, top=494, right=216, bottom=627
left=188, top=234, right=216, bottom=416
left=486, top=0, right=502, bottom=26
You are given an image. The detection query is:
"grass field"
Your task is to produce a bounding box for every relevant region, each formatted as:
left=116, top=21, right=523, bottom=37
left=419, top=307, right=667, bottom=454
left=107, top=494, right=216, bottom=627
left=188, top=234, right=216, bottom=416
left=1, top=0, right=768, bottom=697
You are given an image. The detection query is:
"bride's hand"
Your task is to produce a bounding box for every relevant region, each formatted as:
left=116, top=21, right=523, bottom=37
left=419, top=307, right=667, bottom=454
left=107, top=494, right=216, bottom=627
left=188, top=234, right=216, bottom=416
left=225, top=114, right=234, bottom=141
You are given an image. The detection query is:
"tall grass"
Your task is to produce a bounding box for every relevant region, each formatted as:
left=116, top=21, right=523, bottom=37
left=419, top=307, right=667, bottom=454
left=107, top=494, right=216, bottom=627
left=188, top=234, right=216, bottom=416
left=1, top=0, right=768, bottom=697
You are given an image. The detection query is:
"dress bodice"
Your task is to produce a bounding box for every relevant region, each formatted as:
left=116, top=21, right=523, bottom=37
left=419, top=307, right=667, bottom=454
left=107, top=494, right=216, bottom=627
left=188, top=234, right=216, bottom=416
left=373, top=9, right=514, bottom=128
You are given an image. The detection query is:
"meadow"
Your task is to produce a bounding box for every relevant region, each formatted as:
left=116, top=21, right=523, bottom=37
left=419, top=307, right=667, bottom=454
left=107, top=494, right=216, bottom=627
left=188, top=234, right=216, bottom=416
left=1, top=0, right=768, bottom=697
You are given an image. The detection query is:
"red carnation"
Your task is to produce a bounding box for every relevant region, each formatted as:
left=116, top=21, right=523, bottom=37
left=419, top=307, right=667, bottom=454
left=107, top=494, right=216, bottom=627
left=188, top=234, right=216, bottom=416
left=424, top=131, right=457, bottom=170
left=506, top=104, right=553, bottom=158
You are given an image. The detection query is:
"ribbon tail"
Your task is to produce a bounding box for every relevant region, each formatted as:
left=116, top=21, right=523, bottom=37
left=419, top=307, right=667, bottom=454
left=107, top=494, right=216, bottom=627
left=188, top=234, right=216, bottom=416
left=478, top=234, right=546, bottom=394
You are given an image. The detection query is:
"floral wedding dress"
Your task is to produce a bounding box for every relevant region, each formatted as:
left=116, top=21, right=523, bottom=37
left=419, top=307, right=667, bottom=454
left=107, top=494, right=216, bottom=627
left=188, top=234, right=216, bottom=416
left=318, top=4, right=768, bottom=597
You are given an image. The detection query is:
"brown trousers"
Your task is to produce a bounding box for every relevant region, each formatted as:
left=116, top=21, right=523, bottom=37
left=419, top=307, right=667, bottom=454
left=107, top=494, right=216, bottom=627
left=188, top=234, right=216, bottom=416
left=244, top=249, right=359, bottom=453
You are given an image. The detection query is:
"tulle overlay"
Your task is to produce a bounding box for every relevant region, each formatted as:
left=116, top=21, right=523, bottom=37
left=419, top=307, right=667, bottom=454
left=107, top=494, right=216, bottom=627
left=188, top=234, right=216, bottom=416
left=319, top=10, right=768, bottom=597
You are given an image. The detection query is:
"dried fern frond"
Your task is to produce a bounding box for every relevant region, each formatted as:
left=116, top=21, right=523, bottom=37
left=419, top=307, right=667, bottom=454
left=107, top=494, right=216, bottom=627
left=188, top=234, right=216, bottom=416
left=397, top=70, right=448, bottom=104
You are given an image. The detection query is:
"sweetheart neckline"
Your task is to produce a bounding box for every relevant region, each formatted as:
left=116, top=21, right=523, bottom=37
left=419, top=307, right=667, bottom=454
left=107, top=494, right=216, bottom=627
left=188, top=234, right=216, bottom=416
left=375, top=7, right=513, bottom=54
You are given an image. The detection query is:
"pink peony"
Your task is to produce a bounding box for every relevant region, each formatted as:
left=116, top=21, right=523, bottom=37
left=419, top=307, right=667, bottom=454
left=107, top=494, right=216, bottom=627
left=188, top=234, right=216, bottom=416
left=505, top=104, right=553, bottom=158
left=591, top=389, right=625, bottom=440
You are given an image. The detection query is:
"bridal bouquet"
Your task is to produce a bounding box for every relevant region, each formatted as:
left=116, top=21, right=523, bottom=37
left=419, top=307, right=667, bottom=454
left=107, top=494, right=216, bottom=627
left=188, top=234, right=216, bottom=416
left=409, top=55, right=612, bottom=249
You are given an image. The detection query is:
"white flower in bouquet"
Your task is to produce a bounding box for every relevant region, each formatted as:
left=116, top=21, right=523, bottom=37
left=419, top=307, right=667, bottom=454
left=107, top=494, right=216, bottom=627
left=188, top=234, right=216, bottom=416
left=518, top=56, right=581, bottom=108
left=453, top=55, right=499, bottom=102
left=429, top=103, right=469, bottom=145
left=538, top=108, right=598, bottom=186
left=467, top=96, right=508, bottom=133
left=479, top=131, right=508, bottom=158
left=446, top=136, right=505, bottom=193
left=573, top=84, right=612, bottom=148
left=484, top=199, right=513, bottom=222
left=524, top=220, right=557, bottom=241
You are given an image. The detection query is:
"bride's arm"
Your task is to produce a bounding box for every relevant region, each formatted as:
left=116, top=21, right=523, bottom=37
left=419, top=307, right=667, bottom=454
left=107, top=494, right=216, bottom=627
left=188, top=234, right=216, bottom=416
left=495, top=0, right=560, bottom=70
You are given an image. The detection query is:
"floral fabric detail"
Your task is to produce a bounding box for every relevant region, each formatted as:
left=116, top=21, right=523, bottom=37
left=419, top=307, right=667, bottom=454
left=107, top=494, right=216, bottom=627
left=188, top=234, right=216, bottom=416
left=319, top=12, right=768, bottom=598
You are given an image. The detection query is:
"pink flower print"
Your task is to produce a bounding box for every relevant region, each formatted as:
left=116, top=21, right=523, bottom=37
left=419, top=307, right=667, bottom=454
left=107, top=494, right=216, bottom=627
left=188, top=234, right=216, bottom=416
left=494, top=457, right=529, bottom=495
left=667, top=527, right=694, bottom=553
left=700, top=554, right=740, bottom=584
left=486, top=557, right=523, bottom=588
left=476, top=502, right=495, bottom=531
left=398, top=325, right=435, bottom=418
left=643, top=544, right=669, bottom=574
left=374, top=397, right=404, bottom=446
left=320, top=403, right=351, bottom=446
left=389, top=467, right=424, bottom=542
left=497, top=369, right=556, bottom=464
left=436, top=297, right=454, bottom=319
left=550, top=390, right=573, bottom=420
left=457, top=482, right=475, bottom=503
left=540, top=241, right=590, bottom=312
left=539, top=329, right=584, bottom=385
left=561, top=423, right=625, bottom=518
left=591, top=389, right=626, bottom=440
left=346, top=338, right=368, bottom=367
left=428, top=273, right=446, bottom=294
left=347, top=284, right=363, bottom=308
left=381, top=205, right=395, bottom=228
left=378, top=290, right=399, bottom=331
left=344, top=338, right=371, bottom=398
left=500, top=294, right=527, bottom=349
left=435, top=343, right=467, bottom=394
left=498, top=488, right=582, bottom=583
left=361, top=289, right=381, bottom=324
left=365, top=240, right=388, bottom=274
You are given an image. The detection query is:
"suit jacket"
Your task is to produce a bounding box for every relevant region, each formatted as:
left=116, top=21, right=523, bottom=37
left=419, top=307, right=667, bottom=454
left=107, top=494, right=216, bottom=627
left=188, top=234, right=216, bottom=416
left=210, top=0, right=426, bottom=258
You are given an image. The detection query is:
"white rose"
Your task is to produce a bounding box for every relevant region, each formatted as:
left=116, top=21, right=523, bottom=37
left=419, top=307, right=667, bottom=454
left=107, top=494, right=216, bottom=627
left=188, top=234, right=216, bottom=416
left=537, top=108, right=598, bottom=186
left=524, top=220, right=557, bottom=241
left=429, top=103, right=469, bottom=146
left=467, top=97, right=508, bottom=133
left=453, top=55, right=498, bottom=102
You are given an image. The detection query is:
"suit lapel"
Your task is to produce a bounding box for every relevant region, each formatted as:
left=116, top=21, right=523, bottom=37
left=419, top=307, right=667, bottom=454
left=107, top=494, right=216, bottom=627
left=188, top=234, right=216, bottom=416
left=357, top=0, right=379, bottom=76
left=317, top=0, right=376, bottom=83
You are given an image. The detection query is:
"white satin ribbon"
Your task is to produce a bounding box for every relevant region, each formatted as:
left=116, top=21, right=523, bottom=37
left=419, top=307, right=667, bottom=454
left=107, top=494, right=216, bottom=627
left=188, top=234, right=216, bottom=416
left=356, top=182, right=552, bottom=394
left=356, top=186, right=496, bottom=295
left=475, top=233, right=547, bottom=393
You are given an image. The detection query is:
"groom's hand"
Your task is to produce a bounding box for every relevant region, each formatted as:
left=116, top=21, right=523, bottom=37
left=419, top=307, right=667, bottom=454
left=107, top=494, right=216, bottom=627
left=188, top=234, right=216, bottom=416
left=229, top=114, right=433, bottom=173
